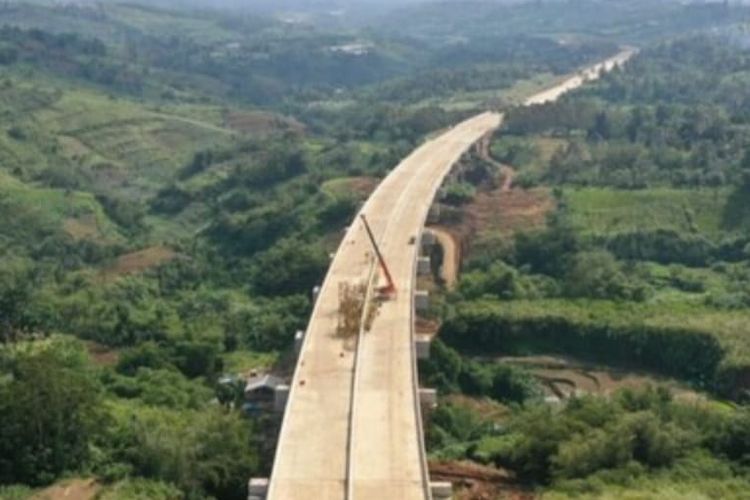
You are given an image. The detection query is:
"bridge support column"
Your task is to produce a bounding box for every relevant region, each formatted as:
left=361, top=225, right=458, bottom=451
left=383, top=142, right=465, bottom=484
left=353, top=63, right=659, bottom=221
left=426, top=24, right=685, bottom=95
left=415, top=290, right=429, bottom=313
left=421, top=230, right=436, bottom=251
left=274, top=385, right=290, bottom=413
left=419, top=388, right=438, bottom=408
left=431, top=481, right=453, bottom=500
left=428, top=203, right=441, bottom=224
left=417, top=256, right=431, bottom=276
left=248, top=478, right=268, bottom=500
left=416, top=334, right=432, bottom=360
left=312, top=285, right=321, bottom=303
left=294, top=330, right=305, bottom=355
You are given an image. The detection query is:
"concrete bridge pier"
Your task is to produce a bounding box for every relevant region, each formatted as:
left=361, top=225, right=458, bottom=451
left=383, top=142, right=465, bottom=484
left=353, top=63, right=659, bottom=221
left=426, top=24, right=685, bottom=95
left=421, top=229, right=437, bottom=252
left=431, top=481, right=453, bottom=500
left=294, top=330, right=305, bottom=355
left=273, top=385, right=290, bottom=413
left=417, top=256, right=431, bottom=275
left=419, top=388, right=438, bottom=409
left=427, top=204, right=441, bottom=225
left=415, top=290, right=429, bottom=312
left=248, top=478, right=268, bottom=500
left=416, top=334, right=432, bottom=360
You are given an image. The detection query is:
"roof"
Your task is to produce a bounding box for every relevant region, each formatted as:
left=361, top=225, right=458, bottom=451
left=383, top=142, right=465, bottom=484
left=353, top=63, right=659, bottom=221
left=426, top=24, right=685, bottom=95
left=245, top=374, right=286, bottom=393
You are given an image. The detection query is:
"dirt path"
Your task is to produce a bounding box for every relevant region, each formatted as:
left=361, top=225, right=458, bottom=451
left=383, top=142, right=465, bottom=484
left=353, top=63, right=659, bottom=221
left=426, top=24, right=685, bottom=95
left=476, top=133, right=514, bottom=192
left=100, top=245, right=178, bottom=281
left=429, top=226, right=460, bottom=288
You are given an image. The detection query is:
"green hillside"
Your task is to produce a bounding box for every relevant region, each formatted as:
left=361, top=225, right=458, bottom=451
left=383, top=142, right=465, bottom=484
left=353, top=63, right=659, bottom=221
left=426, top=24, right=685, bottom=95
left=2, top=1, right=750, bottom=499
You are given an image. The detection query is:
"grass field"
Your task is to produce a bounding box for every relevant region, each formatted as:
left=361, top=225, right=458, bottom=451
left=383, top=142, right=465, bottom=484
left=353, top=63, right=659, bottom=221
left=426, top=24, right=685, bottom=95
left=565, top=187, right=730, bottom=239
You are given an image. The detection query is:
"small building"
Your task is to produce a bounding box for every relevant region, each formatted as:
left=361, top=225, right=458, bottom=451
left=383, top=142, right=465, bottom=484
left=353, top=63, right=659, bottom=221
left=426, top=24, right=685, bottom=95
left=244, top=374, right=289, bottom=413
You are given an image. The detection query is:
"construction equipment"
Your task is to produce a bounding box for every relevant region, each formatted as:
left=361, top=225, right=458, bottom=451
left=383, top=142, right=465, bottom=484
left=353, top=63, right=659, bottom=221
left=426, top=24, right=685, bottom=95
left=337, top=282, right=366, bottom=338
left=360, top=214, right=396, bottom=297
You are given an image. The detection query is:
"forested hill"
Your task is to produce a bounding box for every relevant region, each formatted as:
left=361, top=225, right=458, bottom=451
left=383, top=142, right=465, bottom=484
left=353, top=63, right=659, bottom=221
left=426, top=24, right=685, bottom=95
left=2, top=0, right=750, bottom=499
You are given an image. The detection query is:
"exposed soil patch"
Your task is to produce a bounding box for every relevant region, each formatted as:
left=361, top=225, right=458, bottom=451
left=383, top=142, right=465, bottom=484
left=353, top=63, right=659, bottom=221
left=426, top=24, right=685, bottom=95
left=86, top=341, right=119, bottom=367
left=102, top=245, right=178, bottom=279
left=31, top=478, right=100, bottom=500
left=430, top=460, right=534, bottom=500
left=63, top=214, right=102, bottom=241
left=346, top=176, right=380, bottom=198
left=467, top=188, right=554, bottom=237
left=438, top=187, right=554, bottom=271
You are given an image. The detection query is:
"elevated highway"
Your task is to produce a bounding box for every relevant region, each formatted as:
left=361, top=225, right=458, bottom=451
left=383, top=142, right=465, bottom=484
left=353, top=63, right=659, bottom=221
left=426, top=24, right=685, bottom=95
left=265, top=49, right=634, bottom=500
left=267, top=112, right=501, bottom=500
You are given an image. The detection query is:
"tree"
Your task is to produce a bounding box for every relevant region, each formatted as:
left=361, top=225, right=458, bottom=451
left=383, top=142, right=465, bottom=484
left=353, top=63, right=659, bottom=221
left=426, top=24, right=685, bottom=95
left=515, top=213, right=579, bottom=277
left=251, top=238, right=328, bottom=296
left=0, top=348, right=101, bottom=485
left=564, top=250, right=626, bottom=300
left=119, top=406, right=258, bottom=499
left=0, top=271, right=33, bottom=343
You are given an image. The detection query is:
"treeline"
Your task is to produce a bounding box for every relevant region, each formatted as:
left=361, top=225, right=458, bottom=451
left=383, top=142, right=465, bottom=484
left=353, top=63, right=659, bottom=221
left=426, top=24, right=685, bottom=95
left=440, top=300, right=730, bottom=392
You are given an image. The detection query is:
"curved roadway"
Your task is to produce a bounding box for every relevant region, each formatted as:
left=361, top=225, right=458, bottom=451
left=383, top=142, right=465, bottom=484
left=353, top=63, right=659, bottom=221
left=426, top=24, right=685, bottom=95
left=267, top=49, right=634, bottom=500
left=268, top=112, right=502, bottom=500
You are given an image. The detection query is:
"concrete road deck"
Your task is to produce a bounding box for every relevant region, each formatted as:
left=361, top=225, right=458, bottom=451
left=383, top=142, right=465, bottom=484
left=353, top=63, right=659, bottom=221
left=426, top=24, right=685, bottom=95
left=267, top=113, right=502, bottom=500
left=267, top=49, right=635, bottom=500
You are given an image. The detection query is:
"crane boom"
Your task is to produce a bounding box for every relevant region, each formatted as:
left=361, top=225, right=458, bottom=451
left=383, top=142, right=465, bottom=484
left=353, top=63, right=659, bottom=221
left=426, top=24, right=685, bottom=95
left=359, top=214, right=396, bottom=295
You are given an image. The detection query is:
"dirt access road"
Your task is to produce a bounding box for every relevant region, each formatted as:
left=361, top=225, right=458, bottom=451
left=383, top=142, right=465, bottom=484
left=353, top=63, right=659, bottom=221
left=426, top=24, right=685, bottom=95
left=267, top=49, right=633, bottom=500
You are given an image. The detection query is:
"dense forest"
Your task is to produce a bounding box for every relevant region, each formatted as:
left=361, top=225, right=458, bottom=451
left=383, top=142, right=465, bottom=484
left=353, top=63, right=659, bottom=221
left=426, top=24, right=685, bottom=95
left=2, top=0, right=750, bottom=499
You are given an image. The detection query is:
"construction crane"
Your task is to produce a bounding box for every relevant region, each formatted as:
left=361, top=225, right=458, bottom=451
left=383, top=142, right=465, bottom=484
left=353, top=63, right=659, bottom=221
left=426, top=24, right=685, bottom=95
left=360, top=214, right=396, bottom=297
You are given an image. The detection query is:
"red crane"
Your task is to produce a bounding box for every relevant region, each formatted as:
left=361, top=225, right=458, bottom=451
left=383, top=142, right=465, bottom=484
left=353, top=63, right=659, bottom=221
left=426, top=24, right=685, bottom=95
left=359, top=214, right=396, bottom=296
